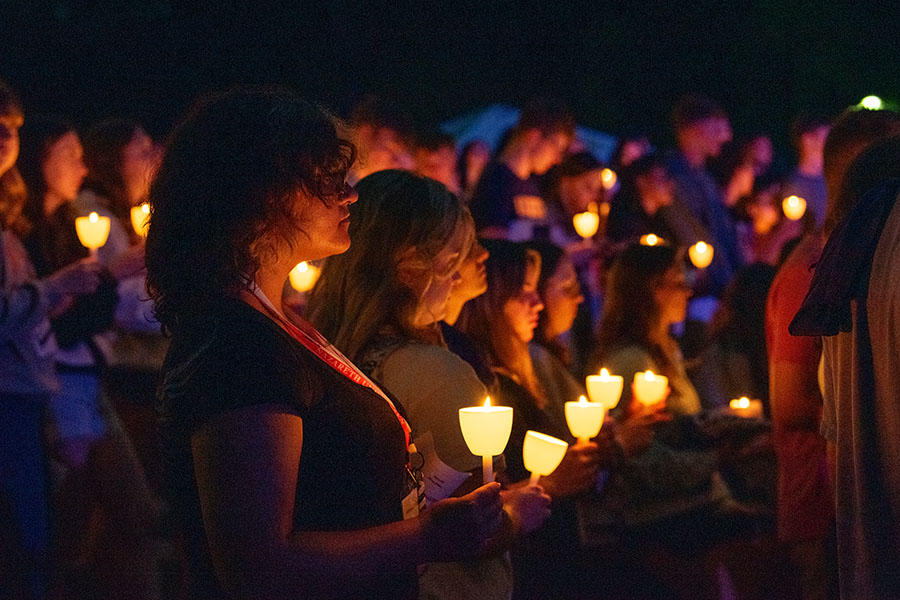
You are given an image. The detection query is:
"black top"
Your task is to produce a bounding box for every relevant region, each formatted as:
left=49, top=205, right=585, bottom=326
left=469, top=161, right=542, bottom=231
left=495, top=372, right=570, bottom=485
left=24, top=205, right=117, bottom=351
left=158, top=298, right=416, bottom=599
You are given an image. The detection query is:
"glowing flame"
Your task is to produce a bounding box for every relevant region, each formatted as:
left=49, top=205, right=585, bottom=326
left=483, top=396, right=491, bottom=408
left=600, top=368, right=610, bottom=378
left=89, top=212, right=99, bottom=223
left=644, top=371, right=656, bottom=381
left=601, top=168, right=617, bottom=189
left=641, top=234, right=660, bottom=246
left=579, top=395, right=589, bottom=405
left=736, top=397, right=750, bottom=409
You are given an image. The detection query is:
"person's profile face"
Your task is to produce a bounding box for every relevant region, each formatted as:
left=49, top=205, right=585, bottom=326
left=540, top=258, right=583, bottom=339
left=532, top=132, right=570, bottom=175
left=502, top=261, right=544, bottom=344
left=0, top=113, right=21, bottom=178
left=293, top=182, right=358, bottom=262
left=42, top=131, right=88, bottom=203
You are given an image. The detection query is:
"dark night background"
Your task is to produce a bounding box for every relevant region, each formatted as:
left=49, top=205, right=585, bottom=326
left=2, top=0, right=899, bottom=151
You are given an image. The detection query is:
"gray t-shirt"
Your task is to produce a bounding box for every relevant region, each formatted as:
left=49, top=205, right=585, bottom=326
left=822, top=194, right=900, bottom=599
left=363, top=340, right=513, bottom=600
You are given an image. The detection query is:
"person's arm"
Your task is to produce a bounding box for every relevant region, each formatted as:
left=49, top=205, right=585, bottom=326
left=192, top=404, right=505, bottom=599
left=0, top=258, right=102, bottom=339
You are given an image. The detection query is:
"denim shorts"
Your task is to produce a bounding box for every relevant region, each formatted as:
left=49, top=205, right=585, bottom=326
left=49, top=371, right=107, bottom=442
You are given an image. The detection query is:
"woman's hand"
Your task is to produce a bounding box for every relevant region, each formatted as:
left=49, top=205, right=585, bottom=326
left=612, top=413, right=659, bottom=458
left=107, top=243, right=146, bottom=280
left=420, top=482, right=505, bottom=561
left=43, top=259, right=103, bottom=313
left=627, top=382, right=671, bottom=418
left=538, top=442, right=602, bottom=499
left=500, top=484, right=551, bottom=537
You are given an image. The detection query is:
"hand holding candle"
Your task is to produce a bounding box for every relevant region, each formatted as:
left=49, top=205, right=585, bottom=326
left=459, top=396, right=513, bottom=484
left=75, top=212, right=111, bottom=258
left=633, top=370, right=668, bottom=407
left=130, top=203, right=151, bottom=237
left=565, top=395, right=606, bottom=445
left=522, top=430, right=568, bottom=487
left=586, top=368, right=624, bottom=409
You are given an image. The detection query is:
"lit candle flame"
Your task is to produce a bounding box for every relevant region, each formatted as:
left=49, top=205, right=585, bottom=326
left=736, top=396, right=750, bottom=408
left=297, top=261, right=309, bottom=272
left=641, top=234, right=660, bottom=246
left=600, top=368, right=610, bottom=378
left=689, top=240, right=714, bottom=268
left=483, top=396, right=491, bottom=408
left=645, top=371, right=656, bottom=381
left=579, top=395, right=588, bottom=405
left=89, top=212, right=99, bottom=223
left=782, top=195, right=807, bottom=221
left=601, top=168, right=617, bottom=189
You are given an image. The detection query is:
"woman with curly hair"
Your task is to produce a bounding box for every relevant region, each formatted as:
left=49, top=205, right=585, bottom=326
left=148, top=89, right=505, bottom=599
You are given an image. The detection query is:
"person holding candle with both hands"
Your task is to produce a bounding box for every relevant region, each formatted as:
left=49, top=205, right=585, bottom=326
left=456, top=239, right=620, bottom=598
left=309, top=169, right=551, bottom=600
left=148, top=90, right=513, bottom=600
left=589, top=241, right=770, bottom=599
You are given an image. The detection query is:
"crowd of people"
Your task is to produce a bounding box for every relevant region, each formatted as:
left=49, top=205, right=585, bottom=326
left=1, top=77, right=899, bottom=600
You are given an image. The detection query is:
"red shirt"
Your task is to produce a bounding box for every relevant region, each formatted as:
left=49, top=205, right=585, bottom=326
left=765, top=234, right=833, bottom=541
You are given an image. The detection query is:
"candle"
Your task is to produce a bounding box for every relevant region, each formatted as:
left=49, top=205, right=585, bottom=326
left=523, top=430, right=568, bottom=487
left=75, top=212, right=111, bottom=258
left=565, top=395, right=606, bottom=445
left=640, top=233, right=662, bottom=247
left=633, top=370, right=668, bottom=406
left=130, top=203, right=151, bottom=237
left=729, top=397, right=764, bottom=419
left=289, top=261, right=321, bottom=292
left=585, top=368, right=624, bottom=409
left=689, top=241, right=714, bottom=269
left=572, top=211, right=600, bottom=239
left=782, top=195, right=807, bottom=221
left=459, top=396, right=513, bottom=484
left=601, top=168, right=617, bottom=190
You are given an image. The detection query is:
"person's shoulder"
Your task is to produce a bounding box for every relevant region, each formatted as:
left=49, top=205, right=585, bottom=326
left=383, top=341, right=481, bottom=383
left=604, top=344, right=655, bottom=374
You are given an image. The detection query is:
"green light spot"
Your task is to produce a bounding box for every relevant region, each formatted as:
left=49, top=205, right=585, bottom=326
left=860, top=96, right=884, bottom=110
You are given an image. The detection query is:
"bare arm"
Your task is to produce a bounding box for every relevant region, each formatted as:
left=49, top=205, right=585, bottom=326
left=192, top=404, right=503, bottom=599
left=769, top=360, right=821, bottom=431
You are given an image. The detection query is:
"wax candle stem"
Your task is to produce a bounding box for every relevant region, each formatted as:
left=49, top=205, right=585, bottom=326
left=482, top=455, right=493, bottom=484
left=529, top=472, right=541, bottom=487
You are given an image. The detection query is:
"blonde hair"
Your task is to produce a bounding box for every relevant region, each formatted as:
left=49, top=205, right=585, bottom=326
left=308, top=170, right=472, bottom=361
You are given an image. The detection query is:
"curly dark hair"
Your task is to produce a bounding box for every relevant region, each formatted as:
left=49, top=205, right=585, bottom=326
left=145, top=88, right=355, bottom=333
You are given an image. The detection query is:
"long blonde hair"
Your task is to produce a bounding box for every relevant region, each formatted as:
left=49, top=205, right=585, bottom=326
left=308, top=170, right=473, bottom=361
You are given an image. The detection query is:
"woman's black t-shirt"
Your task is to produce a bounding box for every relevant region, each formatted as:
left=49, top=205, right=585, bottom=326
left=158, top=298, right=416, bottom=599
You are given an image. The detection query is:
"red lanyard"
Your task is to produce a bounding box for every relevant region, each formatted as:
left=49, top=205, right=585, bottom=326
left=246, top=284, right=412, bottom=448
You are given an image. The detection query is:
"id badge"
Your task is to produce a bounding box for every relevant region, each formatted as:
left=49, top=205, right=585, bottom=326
left=401, top=446, right=426, bottom=520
